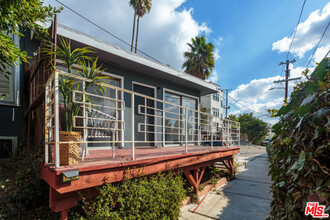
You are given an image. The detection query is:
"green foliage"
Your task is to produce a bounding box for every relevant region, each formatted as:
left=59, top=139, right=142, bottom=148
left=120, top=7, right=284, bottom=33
left=227, top=114, right=238, bottom=121
left=267, top=59, right=330, bottom=219
left=0, top=0, right=61, bottom=74
left=182, top=35, right=215, bottom=79
left=43, top=37, right=107, bottom=131
left=0, top=147, right=59, bottom=219
left=237, top=113, right=269, bottom=145
left=77, top=170, right=186, bottom=220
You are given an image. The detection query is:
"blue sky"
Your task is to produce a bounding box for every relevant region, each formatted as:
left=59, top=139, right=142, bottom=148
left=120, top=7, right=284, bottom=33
left=179, top=0, right=329, bottom=90
left=44, top=0, right=329, bottom=124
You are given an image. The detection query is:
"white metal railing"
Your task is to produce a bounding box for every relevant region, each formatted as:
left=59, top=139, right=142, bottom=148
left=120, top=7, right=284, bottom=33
left=45, top=70, right=240, bottom=167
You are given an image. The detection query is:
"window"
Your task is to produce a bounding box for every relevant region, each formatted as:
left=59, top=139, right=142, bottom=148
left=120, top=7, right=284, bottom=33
left=164, top=91, right=198, bottom=146
left=0, top=34, right=20, bottom=106
left=212, top=93, right=219, bottom=101
left=212, top=108, right=219, bottom=117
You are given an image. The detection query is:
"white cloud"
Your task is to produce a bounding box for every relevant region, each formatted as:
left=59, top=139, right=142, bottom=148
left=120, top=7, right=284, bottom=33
left=272, top=2, right=330, bottom=58
left=229, top=4, right=330, bottom=125
left=207, top=70, right=219, bottom=83
left=309, top=46, right=329, bottom=65
left=214, top=48, right=220, bottom=60
left=44, top=0, right=212, bottom=70
left=214, top=36, right=223, bottom=46
left=228, top=64, right=309, bottom=125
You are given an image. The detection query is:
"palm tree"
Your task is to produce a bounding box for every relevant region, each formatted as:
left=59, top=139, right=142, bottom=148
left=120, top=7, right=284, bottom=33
left=182, top=35, right=215, bottom=80
left=129, top=0, right=138, bottom=52
left=129, top=0, right=152, bottom=53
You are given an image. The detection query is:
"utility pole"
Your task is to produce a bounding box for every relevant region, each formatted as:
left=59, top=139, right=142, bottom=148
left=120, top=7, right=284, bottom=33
left=274, top=59, right=300, bottom=101
left=223, top=89, right=232, bottom=118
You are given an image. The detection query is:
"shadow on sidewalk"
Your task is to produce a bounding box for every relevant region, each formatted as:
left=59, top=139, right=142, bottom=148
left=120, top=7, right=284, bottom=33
left=213, top=154, right=272, bottom=220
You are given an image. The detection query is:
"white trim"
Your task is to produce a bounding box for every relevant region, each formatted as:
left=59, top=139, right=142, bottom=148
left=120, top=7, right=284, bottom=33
left=163, top=88, right=199, bottom=147
left=0, top=136, right=18, bottom=156
left=132, top=81, right=157, bottom=146
left=164, top=88, right=199, bottom=100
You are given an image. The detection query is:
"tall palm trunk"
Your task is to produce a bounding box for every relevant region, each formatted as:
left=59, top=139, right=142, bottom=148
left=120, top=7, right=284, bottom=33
left=135, top=16, right=140, bottom=53
left=131, top=12, right=136, bottom=52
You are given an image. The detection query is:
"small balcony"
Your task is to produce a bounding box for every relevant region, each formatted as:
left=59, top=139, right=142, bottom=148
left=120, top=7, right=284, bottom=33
left=44, top=69, right=240, bottom=169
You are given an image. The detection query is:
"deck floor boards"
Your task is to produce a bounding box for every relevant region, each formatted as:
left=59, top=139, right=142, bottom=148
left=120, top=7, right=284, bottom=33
left=48, top=146, right=236, bottom=172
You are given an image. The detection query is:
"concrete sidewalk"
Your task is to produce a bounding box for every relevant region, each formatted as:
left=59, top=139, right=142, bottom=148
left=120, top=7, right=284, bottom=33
left=180, top=145, right=272, bottom=220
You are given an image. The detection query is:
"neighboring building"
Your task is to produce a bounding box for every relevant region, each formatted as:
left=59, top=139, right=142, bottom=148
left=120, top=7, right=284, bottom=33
left=201, top=82, right=223, bottom=135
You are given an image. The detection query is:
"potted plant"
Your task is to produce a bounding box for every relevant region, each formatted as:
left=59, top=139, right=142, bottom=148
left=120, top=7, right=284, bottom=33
left=44, top=37, right=107, bottom=166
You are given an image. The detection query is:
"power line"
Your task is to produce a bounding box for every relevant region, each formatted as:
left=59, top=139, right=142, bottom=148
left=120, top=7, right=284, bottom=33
left=55, top=0, right=162, bottom=63
left=324, top=49, right=330, bottom=58
left=306, top=22, right=330, bottom=68
left=227, top=94, right=268, bottom=117
left=227, top=100, right=270, bottom=119
left=278, top=0, right=306, bottom=78
left=286, top=0, right=307, bottom=61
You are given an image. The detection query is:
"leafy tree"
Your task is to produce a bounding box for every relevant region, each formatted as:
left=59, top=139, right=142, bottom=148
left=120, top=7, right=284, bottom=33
left=182, top=35, right=215, bottom=80
left=237, top=113, right=269, bottom=144
left=129, top=0, right=152, bottom=53
left=227, top=114, right=238, bottom=121
left=0, top=0, right=61, bottom=75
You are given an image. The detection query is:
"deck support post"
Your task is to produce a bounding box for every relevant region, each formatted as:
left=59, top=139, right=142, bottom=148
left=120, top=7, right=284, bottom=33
left=228, top=156, right=235, bottom=176
left=61, top=209, right=68, bottom=220
left=183, top=166, right=206, bottom=196
left=222, top=156, right=235, bottom=176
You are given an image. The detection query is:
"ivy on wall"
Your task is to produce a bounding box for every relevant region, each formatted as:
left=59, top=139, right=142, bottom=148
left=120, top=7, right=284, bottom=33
left=267, top=59, right=329, bottom=219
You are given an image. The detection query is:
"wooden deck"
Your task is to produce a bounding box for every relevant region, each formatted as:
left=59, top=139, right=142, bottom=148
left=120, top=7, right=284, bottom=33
left=41, top=145, right=240, bottom=214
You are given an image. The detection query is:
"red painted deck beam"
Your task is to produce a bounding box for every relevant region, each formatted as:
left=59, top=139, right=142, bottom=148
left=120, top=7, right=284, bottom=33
left=41, top=147, right=240, bottom=212
left=41, top=147, right=240, bottom=194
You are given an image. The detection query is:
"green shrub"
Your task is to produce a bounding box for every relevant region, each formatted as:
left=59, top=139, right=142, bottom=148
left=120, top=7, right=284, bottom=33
left=78, top=170, right=186, bottom=220
left=267, top=59, right=329, bottom=219
left=0, top=147, right=59, bottom=219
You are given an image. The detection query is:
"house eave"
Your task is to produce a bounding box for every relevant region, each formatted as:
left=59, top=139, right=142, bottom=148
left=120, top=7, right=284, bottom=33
left=56, top=24, right=218, bottom=95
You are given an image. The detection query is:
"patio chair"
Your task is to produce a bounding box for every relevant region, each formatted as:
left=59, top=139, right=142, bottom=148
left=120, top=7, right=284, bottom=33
left=82, top=107, right=117, bottom=161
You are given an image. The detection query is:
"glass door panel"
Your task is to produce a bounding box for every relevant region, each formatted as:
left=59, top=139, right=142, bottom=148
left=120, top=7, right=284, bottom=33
left=164, top=92, right=181, bottom=145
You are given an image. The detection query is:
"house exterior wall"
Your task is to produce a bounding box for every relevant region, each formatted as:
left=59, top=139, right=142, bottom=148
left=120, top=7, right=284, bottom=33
left=0, top=31, right=40, bottom=154
left=98, top=62, right=201, bottom=148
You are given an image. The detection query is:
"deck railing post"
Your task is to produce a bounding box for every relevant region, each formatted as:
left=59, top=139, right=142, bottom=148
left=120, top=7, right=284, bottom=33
left=211, top=116, right=213, bottom=150
left=54, top=71, right=60, bottom=168
left=113, top=89, right=118, bottom=159
left=45, top=80, right=49, bottom=163
left=185, top=108, right=188, bottom=154
left=131, top=93, right=135, bottom=160
left=227, top=120, right=230, bottom=148
left=82, top=81, right=87, bottom=161
left=238, top=123, right=240, bottom=146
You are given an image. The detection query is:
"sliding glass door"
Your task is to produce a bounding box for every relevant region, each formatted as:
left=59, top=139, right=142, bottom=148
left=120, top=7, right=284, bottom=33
left=164, top=91, right=198, bottom=146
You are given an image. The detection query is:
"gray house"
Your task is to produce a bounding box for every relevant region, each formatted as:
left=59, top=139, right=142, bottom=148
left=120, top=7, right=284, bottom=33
left=0, top=23, right=241, bottom=218
left=0, top=23, right=222, bottom=158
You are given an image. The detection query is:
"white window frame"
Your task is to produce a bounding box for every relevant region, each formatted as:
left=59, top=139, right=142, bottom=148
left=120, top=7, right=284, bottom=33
left=0, top=35, right=20, bottom=106
left=212, top=107, right=219, bottom=117
left=163, top=88, right=200, bottom=147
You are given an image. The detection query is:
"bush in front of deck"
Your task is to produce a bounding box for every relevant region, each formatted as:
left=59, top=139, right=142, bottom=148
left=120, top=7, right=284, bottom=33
left=76, top=170, right=186, bottom=220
